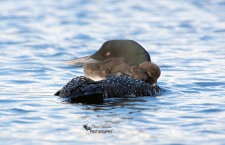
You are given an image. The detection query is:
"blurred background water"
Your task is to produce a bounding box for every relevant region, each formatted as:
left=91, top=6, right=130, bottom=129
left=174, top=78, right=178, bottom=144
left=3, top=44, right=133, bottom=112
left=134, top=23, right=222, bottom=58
left=0, top=0, right=225, bottom=144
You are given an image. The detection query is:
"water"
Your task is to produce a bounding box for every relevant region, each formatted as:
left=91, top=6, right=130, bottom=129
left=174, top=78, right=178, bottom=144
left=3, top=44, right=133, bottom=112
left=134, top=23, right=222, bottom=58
left=1, top=0, right=225, bottom=144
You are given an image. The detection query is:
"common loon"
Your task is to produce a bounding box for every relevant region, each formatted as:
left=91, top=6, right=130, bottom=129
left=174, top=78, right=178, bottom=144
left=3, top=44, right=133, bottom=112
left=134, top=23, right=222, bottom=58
left=55, top=40, right=161, bottom=104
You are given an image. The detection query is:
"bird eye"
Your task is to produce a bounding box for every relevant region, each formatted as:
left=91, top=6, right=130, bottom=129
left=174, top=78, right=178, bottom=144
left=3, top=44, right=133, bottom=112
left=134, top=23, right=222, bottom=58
left=104, top=51, right=111, bottom=57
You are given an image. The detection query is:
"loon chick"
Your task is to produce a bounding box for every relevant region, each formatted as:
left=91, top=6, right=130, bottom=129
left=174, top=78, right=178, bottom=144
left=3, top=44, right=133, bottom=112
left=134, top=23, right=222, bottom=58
left=95, top=59, right=161, bottom=85
left=66, top=40, right=151, bottom=81
left=55, top=75, right=161, bottom=104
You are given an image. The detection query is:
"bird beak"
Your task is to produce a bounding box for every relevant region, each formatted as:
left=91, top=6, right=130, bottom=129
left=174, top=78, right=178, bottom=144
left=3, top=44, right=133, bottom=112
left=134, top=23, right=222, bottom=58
left=65, top=56, right=99, bottom=66
left=152, top=80, right=157, bottom=86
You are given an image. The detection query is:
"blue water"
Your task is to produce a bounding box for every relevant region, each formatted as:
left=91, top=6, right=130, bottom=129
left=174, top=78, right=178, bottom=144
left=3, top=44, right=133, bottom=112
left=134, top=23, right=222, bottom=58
left=1, top=0, right=225, bottom=144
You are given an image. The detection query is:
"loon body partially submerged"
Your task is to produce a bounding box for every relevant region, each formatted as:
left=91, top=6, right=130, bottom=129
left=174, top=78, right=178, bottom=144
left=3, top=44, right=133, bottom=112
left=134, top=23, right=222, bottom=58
left=55, top=40, right=161, bottom=104
left=55, top=75, right=161, bottom=104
